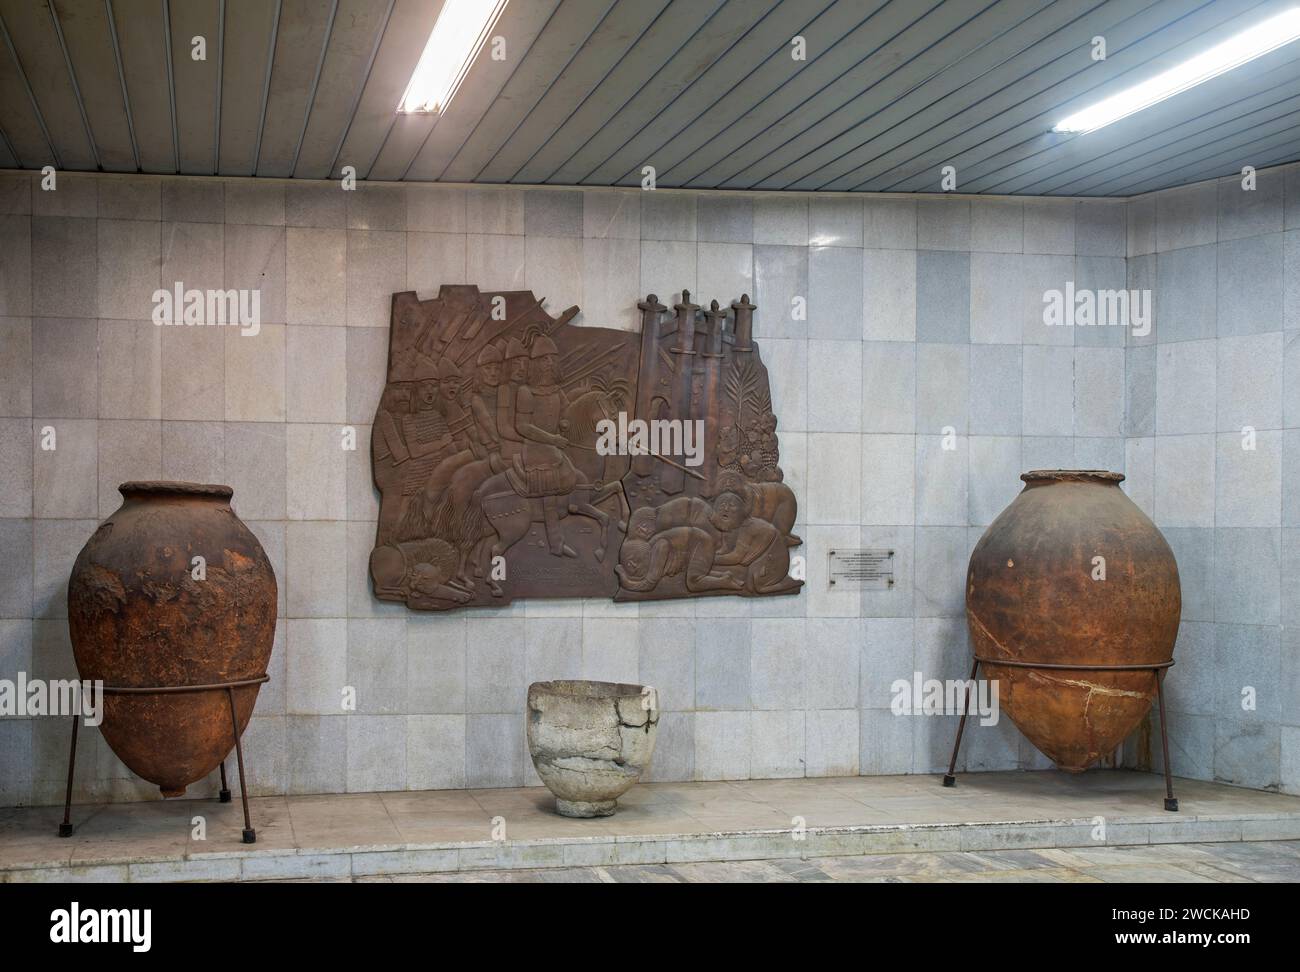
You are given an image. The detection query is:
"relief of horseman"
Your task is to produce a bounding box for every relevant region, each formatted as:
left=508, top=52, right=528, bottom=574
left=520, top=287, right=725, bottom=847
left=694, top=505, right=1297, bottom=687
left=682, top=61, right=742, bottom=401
left=495, top=337, right=529, bottom=462
left=462, top=335, right=629, bottom=590
left=559, top=376, right=635, bottom=489
left=510, top=335, right=582, bottom=557
left=469, top=343, right=506, bottom=474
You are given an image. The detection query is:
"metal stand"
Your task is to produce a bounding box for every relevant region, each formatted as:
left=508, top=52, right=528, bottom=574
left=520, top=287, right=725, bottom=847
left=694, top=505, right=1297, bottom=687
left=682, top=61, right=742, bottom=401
left=59, top=674, right=269, bottom=843
left=942, top=657, right=1178, bottom=812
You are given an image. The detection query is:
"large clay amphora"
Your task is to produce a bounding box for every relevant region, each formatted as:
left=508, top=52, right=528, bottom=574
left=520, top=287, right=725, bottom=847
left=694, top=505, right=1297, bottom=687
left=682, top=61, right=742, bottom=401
left=67, top=482, right=277, bottom=796
left=966, top=470, right=1180, bottom=772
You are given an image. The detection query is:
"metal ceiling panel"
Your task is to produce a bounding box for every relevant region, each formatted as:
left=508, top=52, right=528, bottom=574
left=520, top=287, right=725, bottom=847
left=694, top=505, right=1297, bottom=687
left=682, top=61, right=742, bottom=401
left=811, top=0, right=1214, bottom=190
left=843, top=0, right=1286, bottom=192
left=455, top=0, right=669, bottom=182
left=1087, top=109, right=1300, bottom=194
left=500, top=0, right=729, bottom=185
left=400, top=0, right=558, bottom=182
left=0, top=0, right=96, bottom=168
left=973, top=44, right=1300, bottom=193
left=51, top=0, right=136, bottom=171
left=841, top=0, right=1200, bottom=193
left=682, top=0, right=981, bottom=189
left=292, top=0, right=392, bottom=179
left=526, top=0, right=782, bottom=186
left=329, top=0, right=441, bottom=179
left=733, top=0, right=1101, bottom=191
left=0, top=12, right=53, bottom=167
left=539, top=0, right=778, bottom=185
left=109, top=0, right=176, bottom=172
left=1051, top=91, right=1300, bottom=192
left=703, top=0, right=1043, bottom=190
left=2, top=0, right=1298, bottom=194
left=167, top=0, right=221, bottom=174
left=256, top=0, right=335, bottom=177
left=436, top=0, right=616, bottom=183
left=217, top=0, right=278, bottom=175
left=592, top=0, right=877, bottom=187
left=1112, top=119, right=1300, bottom=195
left=367, top=107, right=432, bottom=179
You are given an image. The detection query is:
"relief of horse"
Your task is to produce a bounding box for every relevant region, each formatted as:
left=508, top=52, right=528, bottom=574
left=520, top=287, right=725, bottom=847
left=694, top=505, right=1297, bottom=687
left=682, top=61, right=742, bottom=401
left=460, top=475, right=629, bottom=596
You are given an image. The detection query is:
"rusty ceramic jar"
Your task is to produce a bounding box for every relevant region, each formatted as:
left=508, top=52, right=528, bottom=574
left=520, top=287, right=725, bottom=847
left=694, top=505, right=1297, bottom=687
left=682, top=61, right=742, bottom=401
left=966, top=470, right=1180, bottom=772
left=67, top=482, right=277, bottom=797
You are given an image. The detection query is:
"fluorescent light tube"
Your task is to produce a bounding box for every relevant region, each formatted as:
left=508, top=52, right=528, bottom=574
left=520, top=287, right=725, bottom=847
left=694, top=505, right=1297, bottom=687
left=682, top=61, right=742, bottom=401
left=397, top=0, right=509, bottom=114
left=1053, top=7, right=1300, bottom=134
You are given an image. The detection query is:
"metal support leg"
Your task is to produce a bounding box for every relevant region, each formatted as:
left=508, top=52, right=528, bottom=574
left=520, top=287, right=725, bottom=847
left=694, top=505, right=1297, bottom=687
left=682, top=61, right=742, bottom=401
left=58, top=716, right=80, bottom=837
left=1155, top=668, right=1178, bottom=812
left=225, top=687, right=256, bottom=843
left=218, top=761, right=231, bottom=803
left=943, top=658, right=980, bottom=787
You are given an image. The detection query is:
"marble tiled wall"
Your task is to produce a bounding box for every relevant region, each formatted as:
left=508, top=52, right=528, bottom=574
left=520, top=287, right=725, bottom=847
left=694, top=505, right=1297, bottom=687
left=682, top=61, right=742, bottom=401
left=0, top=168, right=1165, bottom=806
left=1121, top=165, right=1300, bottom=793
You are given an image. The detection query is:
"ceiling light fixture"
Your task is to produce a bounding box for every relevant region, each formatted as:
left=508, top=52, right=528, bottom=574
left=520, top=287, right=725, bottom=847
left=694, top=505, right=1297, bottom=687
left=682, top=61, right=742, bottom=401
left=1053, top=6, right=1300, bottom=134
left=397, top=0, right=509, bottom=114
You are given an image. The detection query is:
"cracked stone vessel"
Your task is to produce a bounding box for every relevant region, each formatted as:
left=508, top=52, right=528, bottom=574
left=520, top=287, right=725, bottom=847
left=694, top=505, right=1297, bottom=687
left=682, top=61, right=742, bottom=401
left=67, top=482, right=277, bottom=797
left=527, top=680, right=658, bottom=817
left=966, top=471, right=1180, bottom=772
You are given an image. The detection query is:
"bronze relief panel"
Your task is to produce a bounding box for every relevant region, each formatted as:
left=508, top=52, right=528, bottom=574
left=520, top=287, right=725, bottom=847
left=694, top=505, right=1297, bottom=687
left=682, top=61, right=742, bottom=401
left=369, top=285, right=802, bottom=611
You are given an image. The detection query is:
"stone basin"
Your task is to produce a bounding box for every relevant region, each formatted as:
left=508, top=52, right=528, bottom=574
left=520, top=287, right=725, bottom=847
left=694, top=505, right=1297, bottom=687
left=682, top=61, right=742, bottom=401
left=526, top=680, right=659, bottom=817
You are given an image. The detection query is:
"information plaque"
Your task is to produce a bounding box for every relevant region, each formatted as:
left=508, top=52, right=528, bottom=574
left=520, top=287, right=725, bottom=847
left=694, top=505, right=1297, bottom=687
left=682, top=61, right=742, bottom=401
left=828, top=548, right=895, bottom=590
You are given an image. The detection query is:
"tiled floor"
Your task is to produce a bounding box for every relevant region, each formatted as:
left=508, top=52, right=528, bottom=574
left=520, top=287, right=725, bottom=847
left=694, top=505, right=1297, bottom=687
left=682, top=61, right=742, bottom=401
left=3, top=770, right=1299, bottom=882
left=353, top=840, right=1300, bottom=883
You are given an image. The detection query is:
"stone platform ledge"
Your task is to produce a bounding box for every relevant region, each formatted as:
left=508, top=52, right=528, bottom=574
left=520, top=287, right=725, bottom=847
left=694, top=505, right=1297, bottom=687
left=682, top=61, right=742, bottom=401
left=2, top=772, right=1298, bottom=882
